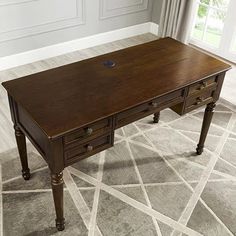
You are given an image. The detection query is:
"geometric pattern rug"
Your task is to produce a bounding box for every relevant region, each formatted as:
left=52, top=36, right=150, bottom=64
left=0, top=100, right=236, bottom=236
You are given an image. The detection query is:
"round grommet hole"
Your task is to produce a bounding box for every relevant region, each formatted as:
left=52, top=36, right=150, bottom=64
left=103, top=60, right=116, bottom=68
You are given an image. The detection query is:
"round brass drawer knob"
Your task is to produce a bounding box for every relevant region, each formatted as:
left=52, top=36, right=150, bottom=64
left=199, top=81, right=207, bottom=90
left=87, top=144, right=93, bottom=152
left=151, top=102, right=158, bottom=108
left=196, top=97, right=203, bottom=105
left=85, top=127, right=93, bottom=136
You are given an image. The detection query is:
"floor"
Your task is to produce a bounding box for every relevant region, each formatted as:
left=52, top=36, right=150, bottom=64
left=0, top=34, right=236, bottom=236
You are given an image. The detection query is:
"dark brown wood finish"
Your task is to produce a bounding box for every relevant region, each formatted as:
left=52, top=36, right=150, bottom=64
left=14, top=125, right=31, bottom=180
left=51, top=172, right=65, bottom=231
left=8, top=95, right=31, bottom=180
left=196, top=72, right=227, bottom=154
left=153, top=112, right=160, bottom=124
left=1, top=38, right=231, bottom=230
left=196, top=102, right=216, bottom=155
left=2, top=37, right=230, bottom=139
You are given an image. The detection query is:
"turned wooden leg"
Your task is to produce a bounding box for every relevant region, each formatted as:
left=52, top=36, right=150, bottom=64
left=14, top=125, right=30, bottom=180
left=196, top=102, right=216, bottom=155
left=153, top=112, right=160, bottom=123
left=51, top=172, right=65, bottom=231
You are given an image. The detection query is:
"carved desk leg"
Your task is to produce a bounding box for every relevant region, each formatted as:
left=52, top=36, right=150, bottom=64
left=51, top=172, right=65, bottom=231
left=153, top=112, right=160, bottom=123
left=196, top=102, right=216, bottom=155
left=14, top=125, right=30, bottom=180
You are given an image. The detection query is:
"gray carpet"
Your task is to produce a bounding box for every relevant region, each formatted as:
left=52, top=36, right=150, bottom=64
left=0, top=101, right=236, bottom=236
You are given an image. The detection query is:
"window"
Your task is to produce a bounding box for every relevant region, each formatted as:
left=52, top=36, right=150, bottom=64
left=191, top=0, right=236, bottom=62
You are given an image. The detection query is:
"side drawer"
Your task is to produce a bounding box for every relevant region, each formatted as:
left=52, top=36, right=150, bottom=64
left=64, top=117, right=112, bottom=147
left=184, top=89, right=215, bottom=113
left=171, top=77, right=218, bottom=115
left=115, top=89, right=184, bottom=128
left=64, top=132, right=113, bottom=166
left=188, top=76, right=217, bottom=97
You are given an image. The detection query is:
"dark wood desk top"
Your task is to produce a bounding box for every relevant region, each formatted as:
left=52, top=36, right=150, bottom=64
left=2, top=38, right=231, bottom=138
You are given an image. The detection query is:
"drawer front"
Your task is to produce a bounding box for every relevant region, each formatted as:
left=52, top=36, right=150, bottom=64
left=188, top=76, right=217, bottom=97
left=116, top=103, right=150, bottom=128
left=64, top=117, right=112, bottom=147
left=64, top=132, right=113, bottom=166
left=116, top=89, right=184, bottom=128
left=185, top=89, right=215, bottom=113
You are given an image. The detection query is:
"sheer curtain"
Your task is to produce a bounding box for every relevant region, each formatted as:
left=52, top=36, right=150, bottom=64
left=158, top=0, right=197, bottom=44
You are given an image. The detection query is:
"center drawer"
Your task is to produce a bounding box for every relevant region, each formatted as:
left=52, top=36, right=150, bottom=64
left=115, top=89, right=184, bottom=128
left=64, top=132, right=114, bottom=166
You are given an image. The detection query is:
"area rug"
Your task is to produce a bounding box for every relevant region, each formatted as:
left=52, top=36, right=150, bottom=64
left=0, top=101, right=236, bottom=236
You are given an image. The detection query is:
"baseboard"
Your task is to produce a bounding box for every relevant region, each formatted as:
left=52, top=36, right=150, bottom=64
left=150, top=22, right=159, bottom=36
left=0, top=22, right=159, bottom=71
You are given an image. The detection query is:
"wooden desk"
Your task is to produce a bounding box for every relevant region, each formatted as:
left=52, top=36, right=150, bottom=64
left=2, top=37, right=231, bottom=231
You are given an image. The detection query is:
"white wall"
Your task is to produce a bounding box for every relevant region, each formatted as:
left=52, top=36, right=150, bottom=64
left=152, top=0, right=163, bottom=24
left=0, top=0, right=163, bottom=57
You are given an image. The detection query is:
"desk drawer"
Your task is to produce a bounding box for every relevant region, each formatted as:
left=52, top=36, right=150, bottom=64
left=115, top=89, right=184, bottom=128
left=188, top=76, right=217, bottom=97
left=185, top=89, right=215, bottom=113
left=64, top=117, right=112, bottom=147
left=64, top=132, right=113, bottom=165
